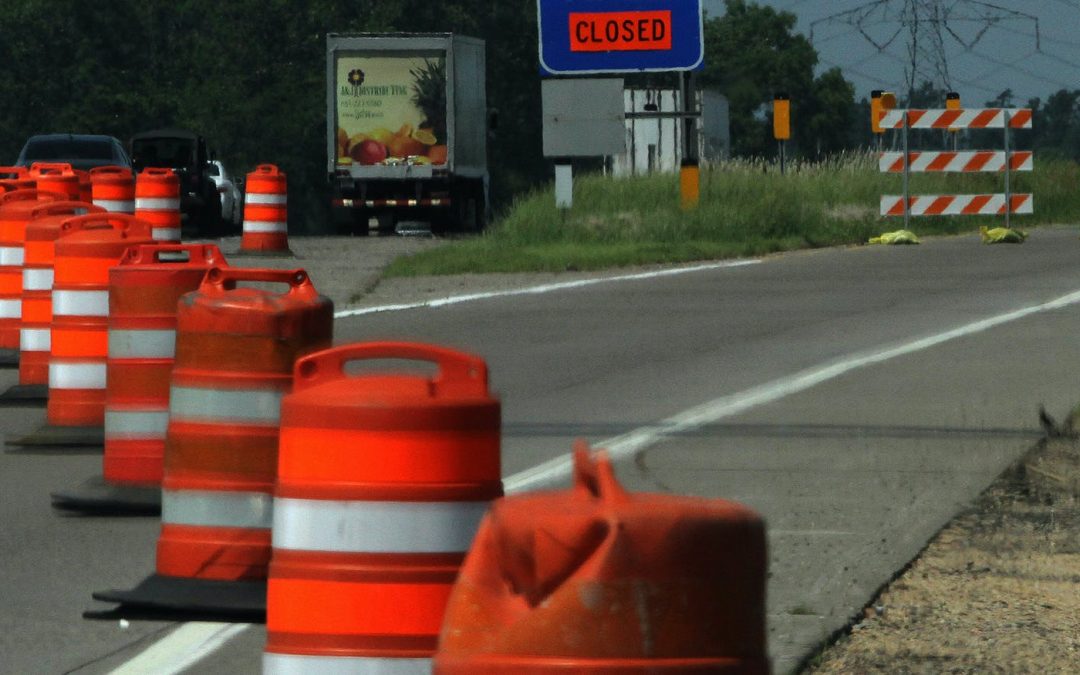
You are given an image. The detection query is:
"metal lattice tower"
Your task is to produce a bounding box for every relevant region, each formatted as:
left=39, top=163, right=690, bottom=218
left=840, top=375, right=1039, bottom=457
left=810, top=0, right=1039, bottom=104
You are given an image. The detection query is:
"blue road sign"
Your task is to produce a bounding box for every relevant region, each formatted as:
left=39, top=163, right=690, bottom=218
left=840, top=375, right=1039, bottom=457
left=538, top=0, right=704, bottom=75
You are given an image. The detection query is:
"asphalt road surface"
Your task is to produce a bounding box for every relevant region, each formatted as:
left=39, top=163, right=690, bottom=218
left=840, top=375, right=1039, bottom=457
left=4, top=228, right=1080, bottom=673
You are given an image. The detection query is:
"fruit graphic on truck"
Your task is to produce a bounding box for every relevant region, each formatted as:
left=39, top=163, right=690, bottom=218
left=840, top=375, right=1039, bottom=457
left=327, top=33, right=488, bottom=235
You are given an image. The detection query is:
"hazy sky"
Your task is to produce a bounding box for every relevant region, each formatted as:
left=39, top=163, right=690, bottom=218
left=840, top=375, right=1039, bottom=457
left=701, top=0, right=1080, bottom=105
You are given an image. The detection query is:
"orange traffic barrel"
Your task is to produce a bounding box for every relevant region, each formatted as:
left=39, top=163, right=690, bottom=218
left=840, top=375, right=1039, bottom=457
left=52, top=243, right=227, bottom=514
left=91, top=267, right=332, bottom=618
left=10, top=214, right=156, bottom=448
left=30, top=163, right=80, bottom=199
left=135, top=168, right=181, bottom=241
left=434, top=443, right=769, bottom=674
left=90, top=166, right=135, bottom=214
left=263, top=342, right=502, bottom=673
left=0, top=189, right=66, bottom=359
left=75, top=170, right=92, bottom=203
left=238, top=164, right=291, bottom=256
left=0, top=201, right=105, bottom=405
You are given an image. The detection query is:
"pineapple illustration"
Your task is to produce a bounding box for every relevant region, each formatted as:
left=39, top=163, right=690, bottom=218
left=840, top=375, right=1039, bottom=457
left=410, top=58, right=447, bottom=144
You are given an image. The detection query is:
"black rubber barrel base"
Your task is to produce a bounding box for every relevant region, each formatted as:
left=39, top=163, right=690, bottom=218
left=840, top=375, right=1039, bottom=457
left=88, top=574, right=266, bottom=622
left=9, top=424, right=104, bottom=448
left=51, top=475, right=160, bottom=515
left=0, top=383, right=47, bottom=406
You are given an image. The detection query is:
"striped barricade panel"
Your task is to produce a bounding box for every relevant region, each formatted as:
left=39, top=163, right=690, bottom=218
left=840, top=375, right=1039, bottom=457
left=880, top=194, right=1034, bottom=217
left=879, top=151, right=1034, bottom=173
left=880, top=108, right=1033, bottom=129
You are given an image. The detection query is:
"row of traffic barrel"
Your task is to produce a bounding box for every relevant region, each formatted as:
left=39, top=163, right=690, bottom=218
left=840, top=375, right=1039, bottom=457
left=0, top=161, right=292, bottom=256
left=0, top=163, right=769, bottom=673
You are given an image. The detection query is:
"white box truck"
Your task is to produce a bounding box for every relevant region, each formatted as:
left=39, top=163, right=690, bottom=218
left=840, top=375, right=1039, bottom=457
left=327, top=33, right=488, bottom=234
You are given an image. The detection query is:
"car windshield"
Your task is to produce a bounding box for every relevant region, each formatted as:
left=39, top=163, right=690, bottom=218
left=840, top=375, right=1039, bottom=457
left=23, top=139, right=113, bottom=161
left=132, top=137, right=195, bottom=168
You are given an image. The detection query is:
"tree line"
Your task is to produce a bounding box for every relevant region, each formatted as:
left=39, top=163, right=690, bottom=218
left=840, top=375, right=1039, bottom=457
left=0, top=0, right=1076, bottom=231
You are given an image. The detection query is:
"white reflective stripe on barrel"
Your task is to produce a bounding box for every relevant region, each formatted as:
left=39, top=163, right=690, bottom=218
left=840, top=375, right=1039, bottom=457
left=262, top=653, right=430, bottom=675
left=0, top=299, right=20, bottom=319
left=162, top=489, right=273, bottom=528
left=152, top=227, right=181, bottom=242
left=135, top=197, right=180, bottom=210
left=0, top=246, right=24, bottom=266
left=242, top=221, right=287, bottom=233
left=104, top=409, right=169, bottom=439
left=52, top=289, right=108, bottom=316
left=169, top=385, right=285, bottom=423
left=108, top=329, right=176, bottom=358
left=245, top=192, right=287, bottom=205
left=20, top=328, right=49, bottom=351
left=49, top=362, right=106, bottom=389
left=93, top=199, right=136, bottom=213
left=22, top=268, right=53, bottom=291
left=272, top=498, right=490, bottom=553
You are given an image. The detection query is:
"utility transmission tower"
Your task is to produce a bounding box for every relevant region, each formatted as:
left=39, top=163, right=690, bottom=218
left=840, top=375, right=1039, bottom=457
left=810, top=0, right=1039, bottom=104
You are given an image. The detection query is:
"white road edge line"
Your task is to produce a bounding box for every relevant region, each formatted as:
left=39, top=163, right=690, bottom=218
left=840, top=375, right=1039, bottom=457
left=333, top=259, right=762, bottom=318
left=504, top=287, right=1080, bottom=493
left=109, top=259, right=760, bottom=672
left=107, top=622, right=249, bottom=675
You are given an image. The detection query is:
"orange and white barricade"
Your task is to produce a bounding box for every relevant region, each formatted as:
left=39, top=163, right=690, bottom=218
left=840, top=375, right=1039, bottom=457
left=11, top=214, right=155, bottom=448
left=264, top=342, right=502, bottom=673
left=0, top=201, right=105, bottom=404
left=90, top=166, right=136, bottom=213
left=238, top=164, right=291, bottom=255
left=135, top=168, right=181, bottom=241
left=52, top=243, right=226, bottom=513
left=30, top=163, right=80, bottom=200
left=91, top=267, right=332, bottom=617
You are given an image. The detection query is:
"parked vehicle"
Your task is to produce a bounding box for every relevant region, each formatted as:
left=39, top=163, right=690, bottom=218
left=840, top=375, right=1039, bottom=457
left=327, top=33, right=488, bottom=235
left=208, top=160, right=243, bottom=229
left=15, top=133, right=132, bottom=171
left=129, top=128, right=223, bottom=236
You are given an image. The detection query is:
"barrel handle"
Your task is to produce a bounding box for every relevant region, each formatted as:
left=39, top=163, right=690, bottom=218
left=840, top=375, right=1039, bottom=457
left=252, top=164, right=281, bottom=175
left=0, top=166, right=28, bottom=177
left=293, top=341, right=489, bottom=398
left=59, top=212, right=153, bottom=238
left=201, top=266, right=314, bottom=298
left=122, top=243, right=226, bottom=266
left=571, top=440, right=629, bottom=503
left=29, top=162, right=75, bottom=175
left=89, top=165, right=133, bottom=178
left=30, top=201, right=104, bottom=218
left=1, top=189, right=65, bottom=205
left=139, top=167, right=176, bottom=177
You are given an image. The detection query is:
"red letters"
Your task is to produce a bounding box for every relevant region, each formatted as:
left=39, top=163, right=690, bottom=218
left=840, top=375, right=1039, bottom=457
left=568, top=11, right=673, bottom=52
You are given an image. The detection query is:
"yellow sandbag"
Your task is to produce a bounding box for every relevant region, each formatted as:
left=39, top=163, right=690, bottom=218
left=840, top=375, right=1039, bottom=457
left=869, top=230, right=921, bottom=245
left=979, top=225, right=1026, bottom=244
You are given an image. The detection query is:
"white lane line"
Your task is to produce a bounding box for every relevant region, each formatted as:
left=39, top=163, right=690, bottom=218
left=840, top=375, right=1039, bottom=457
left=107, top=260, right=760, bottom=671
left=504, top=287, right=1080, bottom=493
left=107, top=622, right=250, bottom=675
left=334, top=259, right=762, bottom=318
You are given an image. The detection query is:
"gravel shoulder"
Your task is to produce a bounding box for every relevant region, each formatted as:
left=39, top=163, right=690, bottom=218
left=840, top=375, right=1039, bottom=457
left=805, top=417, right=1080, bottom=674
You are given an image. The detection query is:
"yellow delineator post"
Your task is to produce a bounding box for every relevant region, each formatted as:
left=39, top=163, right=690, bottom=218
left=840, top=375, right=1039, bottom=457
left=773, top=93, right=790, bottom=174
left=680, top=159, right=699, bottom=210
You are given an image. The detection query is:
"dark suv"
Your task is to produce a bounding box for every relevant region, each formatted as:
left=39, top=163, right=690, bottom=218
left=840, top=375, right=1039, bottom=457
left=15, top=133, right=132, bottom=171
left=130, top=128, right=224, bottom=236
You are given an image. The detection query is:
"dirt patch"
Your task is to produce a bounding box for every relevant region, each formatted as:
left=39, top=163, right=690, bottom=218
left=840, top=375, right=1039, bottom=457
left=804, top=414, right=1080, bottom=673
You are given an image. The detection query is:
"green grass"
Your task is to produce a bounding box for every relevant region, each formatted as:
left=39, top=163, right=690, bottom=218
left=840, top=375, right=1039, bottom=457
left=385, top=153, right=1080, bottom=277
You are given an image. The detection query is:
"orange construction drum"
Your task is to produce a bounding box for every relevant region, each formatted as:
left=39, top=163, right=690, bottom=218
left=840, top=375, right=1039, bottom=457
left=239, top=164, right=290, bottom=255
left=90, top=165, right=136, bottom=214
left=135, top=168, right=181, bottom=241
left=433, top=443, right=769, bottom=675
left=91, top=267, right=332, bottom=617
left=264, top=342, right=502, bottom=673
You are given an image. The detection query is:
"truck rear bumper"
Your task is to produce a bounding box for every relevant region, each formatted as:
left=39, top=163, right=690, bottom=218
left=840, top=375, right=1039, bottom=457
left=332, top=198, right=451, bottom=208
